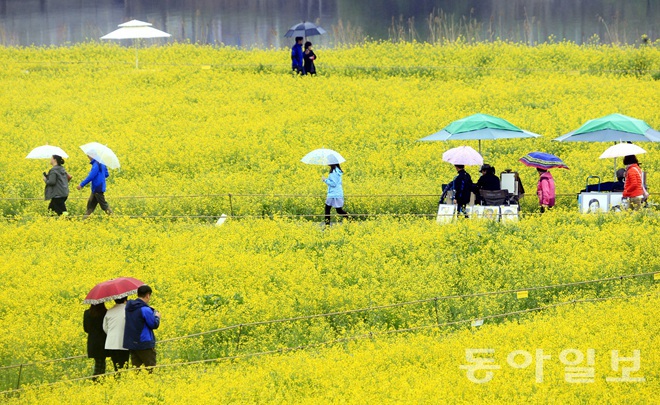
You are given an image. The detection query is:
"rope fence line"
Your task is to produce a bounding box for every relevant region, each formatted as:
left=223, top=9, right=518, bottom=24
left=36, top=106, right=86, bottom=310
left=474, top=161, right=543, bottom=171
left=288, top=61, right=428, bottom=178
left=1, top=290, right=655, bottom=397
left=2, top=58, right=660, bottom=75
left=2, top=269, right=656, bottom=372
left=0, top=192, right=587, bottom=202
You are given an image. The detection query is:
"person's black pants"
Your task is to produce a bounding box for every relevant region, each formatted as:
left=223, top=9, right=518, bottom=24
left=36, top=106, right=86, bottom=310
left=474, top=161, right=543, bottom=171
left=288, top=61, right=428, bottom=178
left=48, top=197, right=67, bottom=215
left=108, top=350, right=130, bottom=371
left=92, top=357, right=106, bottom=376
left=325, top=205, right=348, bottom=225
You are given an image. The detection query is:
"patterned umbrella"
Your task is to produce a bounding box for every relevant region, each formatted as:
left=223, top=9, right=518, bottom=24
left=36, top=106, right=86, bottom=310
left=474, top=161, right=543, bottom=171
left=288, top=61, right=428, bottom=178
left=83, top=277, right=144, bottom=304
left=519, top=152, right=569, bottom=170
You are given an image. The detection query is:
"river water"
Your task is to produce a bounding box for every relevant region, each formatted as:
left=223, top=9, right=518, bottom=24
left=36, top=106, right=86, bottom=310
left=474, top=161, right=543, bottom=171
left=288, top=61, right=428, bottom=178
left=0, top=0, right=657, bottom=47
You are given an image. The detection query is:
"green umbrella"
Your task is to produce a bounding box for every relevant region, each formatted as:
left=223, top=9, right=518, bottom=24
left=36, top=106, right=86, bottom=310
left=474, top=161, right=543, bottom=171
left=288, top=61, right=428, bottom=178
left=554, top=114, right=660, bottom=143
left=554, top=113, right=660, bottom=179
left=419, top=113, right=541, bottom=153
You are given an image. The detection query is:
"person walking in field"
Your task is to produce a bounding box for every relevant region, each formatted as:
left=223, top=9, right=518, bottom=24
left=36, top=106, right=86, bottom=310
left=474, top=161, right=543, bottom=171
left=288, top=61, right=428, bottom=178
left=622, top=155, right=648, bottom=210
left=83, top=303, right=108, bottom=378
left=103, top=297, right=130, bottom=372
left=291, top=37, right=304, bottom=74
left=536, top=168, right=555, bottom=213
left=322, top=162, right=349, bottom=225
left=43, top=154, right=71, bottom=216
left=77, top=155, right=112, bottom=218
left=123, top=285, right=161, bottom=370
left=303, top=41, right=317, bottom=75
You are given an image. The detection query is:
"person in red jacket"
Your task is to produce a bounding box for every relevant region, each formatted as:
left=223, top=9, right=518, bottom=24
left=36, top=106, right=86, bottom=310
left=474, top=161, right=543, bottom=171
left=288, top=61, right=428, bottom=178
left=623, top=155, right=648, bottom=210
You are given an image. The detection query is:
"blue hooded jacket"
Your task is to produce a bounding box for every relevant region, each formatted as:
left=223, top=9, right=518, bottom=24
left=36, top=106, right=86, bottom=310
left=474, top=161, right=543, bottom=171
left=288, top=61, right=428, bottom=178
left=323, top=168, right=344, bottom=198
left=123, top=299, right=160, bottom=350
left=79, top=160, right=109, bottom=193
left=291, top=43, right=303, bottom=70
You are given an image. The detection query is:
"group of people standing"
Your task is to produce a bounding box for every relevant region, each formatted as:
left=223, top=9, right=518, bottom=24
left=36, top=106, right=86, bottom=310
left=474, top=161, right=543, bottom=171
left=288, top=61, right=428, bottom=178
left=42, top=154, right=113, bottom=218
left=83, top=285, right=161, bottom=376
left=291, top=37, right=317, bottom=75
left=443, top=153, right=648, bottom=215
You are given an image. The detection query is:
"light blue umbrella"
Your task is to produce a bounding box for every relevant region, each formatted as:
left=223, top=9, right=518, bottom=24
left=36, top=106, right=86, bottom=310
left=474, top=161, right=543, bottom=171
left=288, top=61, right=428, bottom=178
left=419, top=113, right=541, bottom=153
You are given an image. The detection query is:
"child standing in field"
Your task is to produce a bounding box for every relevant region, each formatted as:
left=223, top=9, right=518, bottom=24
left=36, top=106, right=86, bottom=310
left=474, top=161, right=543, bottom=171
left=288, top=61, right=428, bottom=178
left=322, top=163, right=348, bottom=225
left=43, top=154, right=70, bottom=216
left=537, top=168, right=555, bottom=213
left=303, top=41, right=317, bottom=75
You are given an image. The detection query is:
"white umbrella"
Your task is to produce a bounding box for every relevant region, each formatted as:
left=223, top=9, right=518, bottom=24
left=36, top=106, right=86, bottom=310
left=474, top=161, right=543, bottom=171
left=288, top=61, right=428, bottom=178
left=599, top=143, right=647, bottom=159
left=101, top=20, right=171, bottom=68
left=301, top=149, right=346, bottom=165
left=80, top=142, right=121, bottom=170
left=442, top=146, right=483, bottom=166
left=26, top=145, right=69, bottom=159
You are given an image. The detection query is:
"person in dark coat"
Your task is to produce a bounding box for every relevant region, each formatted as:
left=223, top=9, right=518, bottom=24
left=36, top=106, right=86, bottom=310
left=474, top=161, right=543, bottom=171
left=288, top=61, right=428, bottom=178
left=43, top=155, right=70, bottom=216
left=451, top=165, right=473, bottom=214
left=83, top=303, right=108, bottom=377
left=123, top=285, right=161, bottom=370
left=303, top=41, right=316, bottom=75
left=291, top=37, right=304, bottom=74
left=475, top=164, right=500, bottom=205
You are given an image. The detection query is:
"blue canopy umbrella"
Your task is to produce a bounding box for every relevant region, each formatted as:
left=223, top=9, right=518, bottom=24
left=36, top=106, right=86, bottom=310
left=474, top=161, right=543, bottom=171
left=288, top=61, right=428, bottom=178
left=519, top=152, right=569, bottom=170
left=284, top=22, right=327, bottom=38
left=419, top=113, right=541, bottom=153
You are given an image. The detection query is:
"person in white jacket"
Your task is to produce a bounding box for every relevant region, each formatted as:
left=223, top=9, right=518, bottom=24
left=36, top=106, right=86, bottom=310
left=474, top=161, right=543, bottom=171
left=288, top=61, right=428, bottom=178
left=103, top=297, right=129, bottom=371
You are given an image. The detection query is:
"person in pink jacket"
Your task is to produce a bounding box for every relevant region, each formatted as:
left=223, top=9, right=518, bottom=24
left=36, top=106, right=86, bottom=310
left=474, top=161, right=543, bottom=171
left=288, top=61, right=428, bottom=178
left=536, top=168, right=555, bottom=213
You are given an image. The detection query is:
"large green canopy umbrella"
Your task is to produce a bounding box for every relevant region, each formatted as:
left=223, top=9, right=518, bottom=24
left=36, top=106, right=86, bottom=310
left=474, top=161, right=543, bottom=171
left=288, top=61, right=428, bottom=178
left=419, top=113, right=541, bottom=153
left=554, top=114, right=660, bottom=179
left=553, top=114, right=660, bottom=142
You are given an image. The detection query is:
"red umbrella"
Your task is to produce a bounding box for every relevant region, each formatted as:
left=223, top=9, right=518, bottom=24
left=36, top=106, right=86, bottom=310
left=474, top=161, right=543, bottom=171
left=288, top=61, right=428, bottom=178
left=83, top=277, right=144, bottom=304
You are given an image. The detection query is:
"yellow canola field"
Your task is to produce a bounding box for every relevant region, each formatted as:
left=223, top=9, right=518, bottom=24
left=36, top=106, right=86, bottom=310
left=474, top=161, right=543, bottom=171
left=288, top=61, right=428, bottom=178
left=0, top=42, right=659, bottom=216
left=7, top=292, right=658, bottom=403
left=0, top=214, right=658, bottom=391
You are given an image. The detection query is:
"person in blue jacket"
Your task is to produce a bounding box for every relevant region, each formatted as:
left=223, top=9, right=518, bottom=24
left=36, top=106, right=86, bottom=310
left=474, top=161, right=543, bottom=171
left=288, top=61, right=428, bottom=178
left=77, top=155, right=112, bottom=218
left=322, top=163, right=349, bottom=225
left=123, top=285, right=161, bottom=369
left=291, top=37, right=304, bottom=74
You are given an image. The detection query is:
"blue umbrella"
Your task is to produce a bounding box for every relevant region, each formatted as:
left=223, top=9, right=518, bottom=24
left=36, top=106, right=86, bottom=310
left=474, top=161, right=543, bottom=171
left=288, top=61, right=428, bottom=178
left=284, top=22, right=327, bottom=38
left=519, top=152, right=569, bottom=170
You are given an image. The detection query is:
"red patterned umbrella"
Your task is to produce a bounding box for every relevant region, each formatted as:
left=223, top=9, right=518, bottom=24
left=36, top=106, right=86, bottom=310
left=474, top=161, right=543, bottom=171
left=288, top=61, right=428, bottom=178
left=83, top=277, right=144, bottom=304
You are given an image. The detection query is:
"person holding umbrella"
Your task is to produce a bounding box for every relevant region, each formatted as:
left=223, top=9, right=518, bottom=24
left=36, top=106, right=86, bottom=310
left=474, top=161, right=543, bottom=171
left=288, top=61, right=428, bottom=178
left=77, top=155, right=112, bottom=218
left=519, top=152, right=568, bottom=213
left=83, top=303, right=108, bottom=378
left=103, top=297, right=129, bottom=372
left=303, top=41, right=317, bottom=75
left=291, top=37, right=304, bottom=74
left=43, top=155, right=71, bottom=216
left=623, top=155, right=648, bottom=210
left=301, top=149, right=349, bottom=226
left=536, top=168, right=556, bottom=213
left=322, top=161, right=349, bottom=226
